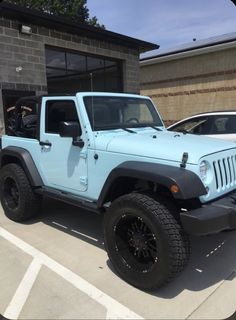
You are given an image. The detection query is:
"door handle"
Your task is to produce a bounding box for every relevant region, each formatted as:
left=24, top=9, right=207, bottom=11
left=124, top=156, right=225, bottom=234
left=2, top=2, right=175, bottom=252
left=39, top=141, right=52, bottom=147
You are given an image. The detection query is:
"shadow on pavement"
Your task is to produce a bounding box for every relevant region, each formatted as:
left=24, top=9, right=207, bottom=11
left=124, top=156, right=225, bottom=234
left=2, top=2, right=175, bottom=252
left=25, top=197, right=105, bottom=249
left=25, top=197, right=236, bottom=298
left=153, top=231, right=236, bottom=298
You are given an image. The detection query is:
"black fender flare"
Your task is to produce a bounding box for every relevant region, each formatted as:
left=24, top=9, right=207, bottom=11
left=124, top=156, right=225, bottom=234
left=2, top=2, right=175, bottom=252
left=0, top=146, right=43, bottom=187
left=97, top=161, right=207, bottom=207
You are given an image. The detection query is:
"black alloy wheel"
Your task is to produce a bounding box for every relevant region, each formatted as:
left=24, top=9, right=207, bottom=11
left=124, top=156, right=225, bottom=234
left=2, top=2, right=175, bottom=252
left=114, top=214, right=158, bottom=273
left=104, top=193, right=190, bottom=290
left=3, top=176, right=20, bottom=210
left=0, top=164, right=41, bottom=222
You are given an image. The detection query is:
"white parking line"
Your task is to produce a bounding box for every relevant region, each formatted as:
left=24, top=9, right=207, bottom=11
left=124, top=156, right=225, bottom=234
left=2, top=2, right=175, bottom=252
left=71, top=229, right=98, bottom=242
left=4, top=258, right=42, bottom=320
left=52, top=221, right=68, bottom=229
left=52, top=222, right=99, bottom=242
left=0, top=227, right=143, bottom=320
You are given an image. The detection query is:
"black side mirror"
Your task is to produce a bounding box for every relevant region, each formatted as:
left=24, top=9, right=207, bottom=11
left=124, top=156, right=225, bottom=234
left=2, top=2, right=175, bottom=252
left=59, top=121, right=84, bottom=147
left=59, top=121, right=81, bottom=138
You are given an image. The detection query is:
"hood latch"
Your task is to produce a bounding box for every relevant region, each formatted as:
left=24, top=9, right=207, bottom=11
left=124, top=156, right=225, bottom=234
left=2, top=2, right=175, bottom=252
left=180, top=152, right=188, bottom=168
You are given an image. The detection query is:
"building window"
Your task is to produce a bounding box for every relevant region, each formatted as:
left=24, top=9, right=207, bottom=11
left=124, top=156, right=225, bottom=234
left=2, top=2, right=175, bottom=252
left=45, top=47, right=123, bottom=94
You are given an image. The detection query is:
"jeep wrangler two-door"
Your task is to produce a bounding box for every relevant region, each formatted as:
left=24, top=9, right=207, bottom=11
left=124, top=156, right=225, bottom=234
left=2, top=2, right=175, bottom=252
left=0, top=92, right=236, bottom=291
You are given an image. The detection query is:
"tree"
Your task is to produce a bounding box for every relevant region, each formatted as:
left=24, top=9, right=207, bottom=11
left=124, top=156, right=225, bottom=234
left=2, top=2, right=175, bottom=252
left=5, top=0, right=105, bottom=28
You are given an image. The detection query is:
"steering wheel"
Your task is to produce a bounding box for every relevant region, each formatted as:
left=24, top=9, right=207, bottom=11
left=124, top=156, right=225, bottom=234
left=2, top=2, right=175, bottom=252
left=126, top=117, right=139, bottom=124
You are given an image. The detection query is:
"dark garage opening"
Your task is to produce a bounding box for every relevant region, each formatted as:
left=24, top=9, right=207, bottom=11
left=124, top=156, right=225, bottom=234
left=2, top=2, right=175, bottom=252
left=46, top=47, right=123, bottom=94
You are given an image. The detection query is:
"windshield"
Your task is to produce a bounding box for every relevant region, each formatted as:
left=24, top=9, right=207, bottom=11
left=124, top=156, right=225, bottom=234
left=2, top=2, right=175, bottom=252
left=83, top=96, right=163, bottom=131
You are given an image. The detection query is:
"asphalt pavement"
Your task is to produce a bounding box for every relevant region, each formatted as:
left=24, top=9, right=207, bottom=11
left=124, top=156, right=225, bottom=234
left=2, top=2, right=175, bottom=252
left=0, top=197, right=235, bottom=319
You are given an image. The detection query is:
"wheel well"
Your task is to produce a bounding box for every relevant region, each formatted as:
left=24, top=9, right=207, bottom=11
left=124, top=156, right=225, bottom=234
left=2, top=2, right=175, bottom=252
left=102, top=177, right=175, bottom=204
left=104, top=177, right=136, bottom=203
left=0, top=153, right=43, bottom=187
left=1, top=155, right=22, bottom=168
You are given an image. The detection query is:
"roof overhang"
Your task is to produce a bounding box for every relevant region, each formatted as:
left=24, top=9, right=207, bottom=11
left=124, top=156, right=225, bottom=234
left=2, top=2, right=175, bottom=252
left=140, top=39, right=236, bottom=65
left=0, top=2, right=158, bottom=53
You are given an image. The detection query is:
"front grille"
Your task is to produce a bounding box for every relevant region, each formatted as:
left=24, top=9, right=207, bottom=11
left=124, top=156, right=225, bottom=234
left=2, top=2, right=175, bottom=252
left=213, top=155, right=236, bottom=191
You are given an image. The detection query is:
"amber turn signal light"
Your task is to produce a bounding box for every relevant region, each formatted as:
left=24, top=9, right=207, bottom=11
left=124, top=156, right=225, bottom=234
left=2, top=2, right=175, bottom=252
left=170, top=184, right=179, bottom=194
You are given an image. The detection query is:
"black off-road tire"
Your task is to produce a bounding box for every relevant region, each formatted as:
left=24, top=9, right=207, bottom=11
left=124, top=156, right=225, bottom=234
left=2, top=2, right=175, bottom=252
left=0, top=164, right=41, bottom=222
left=104, top=193, right=189, bottom=290
left=148, top=193, right=191, bottom=260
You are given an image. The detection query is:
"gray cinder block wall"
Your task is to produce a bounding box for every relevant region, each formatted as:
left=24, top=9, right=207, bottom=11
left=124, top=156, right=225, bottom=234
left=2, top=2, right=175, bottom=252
left=0, top=14, right=142, bottom=132
left=0, top=17, right=141, bottom=93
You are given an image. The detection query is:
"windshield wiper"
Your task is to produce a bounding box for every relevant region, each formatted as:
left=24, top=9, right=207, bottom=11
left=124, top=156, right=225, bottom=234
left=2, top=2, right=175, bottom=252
left=149, top=125, right=163, bottom=131
left=95, top=126, right=137, bottom=133
left=121, top=127, right=137, bottom=133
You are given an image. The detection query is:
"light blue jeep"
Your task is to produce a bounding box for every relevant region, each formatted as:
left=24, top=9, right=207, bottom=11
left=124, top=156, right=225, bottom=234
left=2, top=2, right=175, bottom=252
left=0, top=92, right=236, bottom=290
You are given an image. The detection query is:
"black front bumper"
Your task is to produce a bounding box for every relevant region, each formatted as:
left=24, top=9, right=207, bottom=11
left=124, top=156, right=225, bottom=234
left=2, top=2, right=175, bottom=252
left=180, top=192, right=236, bottom=236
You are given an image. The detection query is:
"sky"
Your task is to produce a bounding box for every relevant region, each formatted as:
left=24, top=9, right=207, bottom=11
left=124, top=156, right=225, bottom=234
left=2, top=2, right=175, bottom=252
left=87, top=0, right=236, bottom=57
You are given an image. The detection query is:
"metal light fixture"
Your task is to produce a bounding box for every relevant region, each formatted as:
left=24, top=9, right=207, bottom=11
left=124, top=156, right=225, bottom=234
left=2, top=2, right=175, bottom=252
left=16, top=66, right=23, bottom=73
left=20, top=25, right=32, bottom=35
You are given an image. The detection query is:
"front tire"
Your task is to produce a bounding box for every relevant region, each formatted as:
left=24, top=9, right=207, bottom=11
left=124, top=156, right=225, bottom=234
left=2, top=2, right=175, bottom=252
left=104, top=193, right=189, bottom=290
left=0, top=164, right=41, bottom=222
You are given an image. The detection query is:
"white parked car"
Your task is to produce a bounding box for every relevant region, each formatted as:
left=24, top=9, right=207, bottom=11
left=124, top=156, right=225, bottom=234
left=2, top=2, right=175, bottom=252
left=168, top=111, right=236, bottom=141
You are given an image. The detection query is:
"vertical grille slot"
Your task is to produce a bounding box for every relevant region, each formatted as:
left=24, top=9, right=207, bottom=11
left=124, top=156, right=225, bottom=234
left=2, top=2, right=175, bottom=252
left=218, top=159, right=224, bottom=188
left=231, top=156, right=236, bottom=182
left=227, top=157, right=232, bottom=184
left=213, top=161, right=219, bottom=190
left=234, top=155, right=236, bottom=177
left=223, top=158, right=228, bottom=186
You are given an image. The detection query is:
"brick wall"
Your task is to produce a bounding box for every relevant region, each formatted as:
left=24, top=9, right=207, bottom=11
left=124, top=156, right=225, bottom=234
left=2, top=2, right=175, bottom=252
left=0, top=16, right=140, bottom=131
left=140, top=47, right=236, bottom=123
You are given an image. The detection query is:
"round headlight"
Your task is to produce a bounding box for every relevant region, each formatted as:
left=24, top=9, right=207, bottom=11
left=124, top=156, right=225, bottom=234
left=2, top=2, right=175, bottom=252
left=199, top=160, right=208, bottom=182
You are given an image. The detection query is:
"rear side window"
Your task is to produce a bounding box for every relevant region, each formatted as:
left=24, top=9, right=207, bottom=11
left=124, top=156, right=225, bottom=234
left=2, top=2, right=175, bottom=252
left=45, top=100, right=79, bottom=134
left=210, top=115, right=236, bottom=134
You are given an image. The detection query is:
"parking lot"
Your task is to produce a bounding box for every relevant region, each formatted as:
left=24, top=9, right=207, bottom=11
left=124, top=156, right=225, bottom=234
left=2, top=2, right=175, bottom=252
left=0, top=197, right=236, bottom=319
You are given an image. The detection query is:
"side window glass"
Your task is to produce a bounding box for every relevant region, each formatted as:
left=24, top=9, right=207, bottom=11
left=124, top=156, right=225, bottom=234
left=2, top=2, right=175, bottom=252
left=45, top=100, right=79, bottom=134
left=173, top=117, right=208, bottom=134
left=210, top=116, right=236, bottom=134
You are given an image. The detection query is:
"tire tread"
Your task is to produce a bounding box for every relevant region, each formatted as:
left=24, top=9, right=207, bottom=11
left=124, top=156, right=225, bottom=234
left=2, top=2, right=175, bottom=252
left=105, top=192, right=190, bottom=290
left=0, top=163, right=41, bottom=221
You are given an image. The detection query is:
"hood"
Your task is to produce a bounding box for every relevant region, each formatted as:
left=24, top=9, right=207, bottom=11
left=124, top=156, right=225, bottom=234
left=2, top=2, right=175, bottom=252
left=95, top=130, right=236, bottom=164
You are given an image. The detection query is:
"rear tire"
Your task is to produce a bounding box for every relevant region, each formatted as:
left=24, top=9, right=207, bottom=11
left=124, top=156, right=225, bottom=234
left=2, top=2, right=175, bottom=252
left=0, top=164, right=41, bottom=222
left=104, top=193, right=189, bottom=290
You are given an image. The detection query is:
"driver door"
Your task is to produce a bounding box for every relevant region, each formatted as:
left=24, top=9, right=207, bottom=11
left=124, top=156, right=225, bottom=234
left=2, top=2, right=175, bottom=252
left=38, top=98, right=88, bottom=193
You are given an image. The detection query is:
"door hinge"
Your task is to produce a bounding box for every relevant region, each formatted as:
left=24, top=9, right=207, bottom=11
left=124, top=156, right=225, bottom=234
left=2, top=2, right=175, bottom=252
left=80, top=151, right=87, bottom=159
left=80, top=176, right=88, bottom=186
